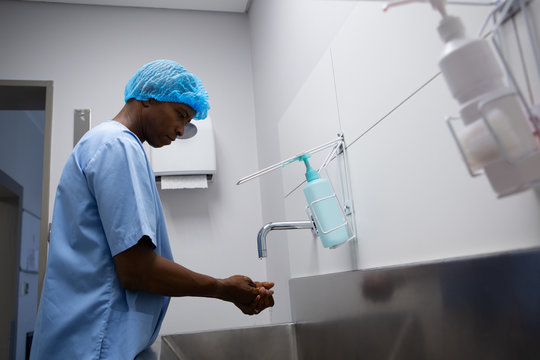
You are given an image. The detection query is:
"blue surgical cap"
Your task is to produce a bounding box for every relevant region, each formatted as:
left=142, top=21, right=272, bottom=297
left=124, top=59, right=210, bottom=120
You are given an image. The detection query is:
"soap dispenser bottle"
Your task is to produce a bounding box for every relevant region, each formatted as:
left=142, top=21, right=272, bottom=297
left=298, top=154, right=349, bottom=248
left=437, top=13, right=537, bottom=170
left=384, top=0, right=538, bottom=171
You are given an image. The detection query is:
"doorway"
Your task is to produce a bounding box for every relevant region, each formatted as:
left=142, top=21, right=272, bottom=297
left=0, top=81, right=52, bottom=360
left=0, top=178, right=21, bottom=360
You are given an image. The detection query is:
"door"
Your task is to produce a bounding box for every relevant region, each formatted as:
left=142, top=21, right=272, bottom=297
left=0, top=81, right=52, bottom=360
left=0, top=182, right=20, bottom=360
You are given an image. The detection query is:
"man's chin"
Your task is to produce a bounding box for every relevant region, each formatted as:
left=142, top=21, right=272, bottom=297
left=150, top=138, right=170, bottom=148
left=149, top=141, right=165, bottom=148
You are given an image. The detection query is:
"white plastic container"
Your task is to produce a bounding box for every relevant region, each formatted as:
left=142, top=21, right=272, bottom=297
left=383, top=0, right=540, bottom=196
left=438, top=15, right=537, bottom=169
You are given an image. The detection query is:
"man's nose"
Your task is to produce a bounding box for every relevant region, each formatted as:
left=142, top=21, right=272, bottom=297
left=176, top=124, right=185, bottom=138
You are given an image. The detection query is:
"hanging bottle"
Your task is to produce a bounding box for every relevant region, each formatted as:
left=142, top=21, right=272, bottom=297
left=297, top=154, right=349, bottom=248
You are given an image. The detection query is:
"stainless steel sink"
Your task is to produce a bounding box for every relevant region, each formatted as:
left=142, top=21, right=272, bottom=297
left=161, top=323, right=297, bottom=360
left=161, top=248, right=540, bottom=359
left=160, top=314, right=423, bottom=360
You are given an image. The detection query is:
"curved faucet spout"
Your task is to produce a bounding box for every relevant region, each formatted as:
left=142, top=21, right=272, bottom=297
left=257, top=221, right=314, bottom=258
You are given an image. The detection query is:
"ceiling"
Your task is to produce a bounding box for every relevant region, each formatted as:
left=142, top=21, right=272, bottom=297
left=22, top=0, right=252, bottom=13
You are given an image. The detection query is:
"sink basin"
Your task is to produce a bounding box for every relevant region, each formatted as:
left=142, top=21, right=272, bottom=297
left=160, top=313, right=424, bottom=360
left=161, top=323, right=297, bottom=360
left=162, top=249, right=540, bottom=359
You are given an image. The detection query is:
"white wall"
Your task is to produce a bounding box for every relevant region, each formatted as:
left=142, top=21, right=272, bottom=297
left=247, top=0, right=359, bottom=324
left=249, top=0, right=540, bottom=322
left=0, top=1, right=268, bottom=335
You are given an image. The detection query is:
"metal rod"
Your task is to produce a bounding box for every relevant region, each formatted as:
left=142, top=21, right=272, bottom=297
left=319, top=139, right=343, bottom=171
left=236, top=135, right=344, bottom=185
left=478, top=0, right=505, bottom=37
left=520, top=0, right=540, bottom=91
left=447, top=0, right=500, bottom=5
left=512, top=15, right=535, bottom=104
left=492, top=0, right=517, bottom=30
left=491, top=36, right=537, bottom=127
left=284, top=135, right=345, bottom=199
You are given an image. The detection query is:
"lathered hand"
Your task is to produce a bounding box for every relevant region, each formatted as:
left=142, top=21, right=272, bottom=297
left=235, top=281, right=275, bottom=315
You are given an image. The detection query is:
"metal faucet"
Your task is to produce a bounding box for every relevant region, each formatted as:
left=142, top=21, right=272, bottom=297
left=257, top=220, right=315, bottom=258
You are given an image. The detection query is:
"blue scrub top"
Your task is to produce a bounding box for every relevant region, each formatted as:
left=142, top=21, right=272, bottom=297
left=30, top=121, right=173, bottom=359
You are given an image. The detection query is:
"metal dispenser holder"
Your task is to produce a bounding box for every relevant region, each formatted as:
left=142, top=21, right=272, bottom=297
left=237, top=133, right=357, bottom=251
left=447, top=89, right=538, bottom=175
left=311, top=135, right=357, bottom=246
left=305, top=194, right=348, bottom=244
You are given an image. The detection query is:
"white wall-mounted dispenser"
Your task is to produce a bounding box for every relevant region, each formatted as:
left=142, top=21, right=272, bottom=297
left=384, top=0, right=540, bottom=198
left=148, top=116, right=216, bottom=189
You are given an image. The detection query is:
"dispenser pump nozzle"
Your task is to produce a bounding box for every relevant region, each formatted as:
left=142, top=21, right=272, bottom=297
left=298, top=154, right=319, bottom=182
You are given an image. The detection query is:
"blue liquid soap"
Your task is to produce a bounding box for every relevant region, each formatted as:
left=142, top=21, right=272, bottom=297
left=299, top=154, right=349, bottom=248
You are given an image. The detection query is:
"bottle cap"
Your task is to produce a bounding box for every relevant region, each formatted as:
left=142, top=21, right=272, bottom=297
left=438, top=15, right=465, bottom=42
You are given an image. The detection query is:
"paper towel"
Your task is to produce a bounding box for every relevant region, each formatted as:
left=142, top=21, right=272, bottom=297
left=160, top=175, right=208, bottom=190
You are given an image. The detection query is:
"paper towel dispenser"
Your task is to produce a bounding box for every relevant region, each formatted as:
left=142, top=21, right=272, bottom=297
left=148, top=116, right=216, bottom=183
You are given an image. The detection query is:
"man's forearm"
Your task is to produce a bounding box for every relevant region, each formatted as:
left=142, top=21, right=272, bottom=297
left=113, top=236, right=258, bottom=305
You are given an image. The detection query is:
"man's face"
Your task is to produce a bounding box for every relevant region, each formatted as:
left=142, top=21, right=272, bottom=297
left=142, top=101, right=196, bottom=148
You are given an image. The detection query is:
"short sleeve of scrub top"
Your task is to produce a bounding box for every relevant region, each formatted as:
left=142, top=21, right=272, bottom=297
left=85, top=133, right=159, bottom=254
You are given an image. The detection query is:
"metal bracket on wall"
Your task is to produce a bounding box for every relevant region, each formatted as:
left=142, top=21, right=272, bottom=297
left=73, top=109, right=91, bottom=148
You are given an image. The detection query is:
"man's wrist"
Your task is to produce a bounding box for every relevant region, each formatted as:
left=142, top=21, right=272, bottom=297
left=214, top=278, right=226, bottom=300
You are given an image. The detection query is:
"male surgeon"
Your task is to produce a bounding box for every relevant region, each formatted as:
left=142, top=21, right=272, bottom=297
left=30, top=59, right=274, bottom=359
